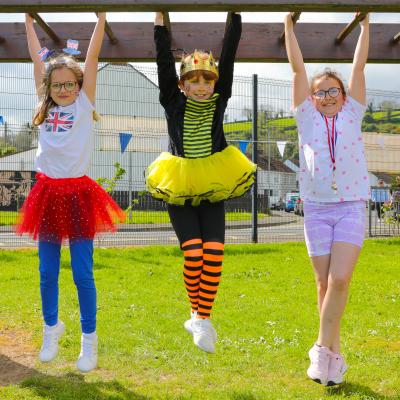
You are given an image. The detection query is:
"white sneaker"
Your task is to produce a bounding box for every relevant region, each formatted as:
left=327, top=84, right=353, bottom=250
left=307, top=343, right=332, bottom=385
left=77, top=332, right=98, bottom=373
left=183, top=310, right=197, bottom=335
left=192, top=318, right=217, bottom=353
left=39, top=321, right=65, bottom=362
left=327, top=353, right=348, bottom=386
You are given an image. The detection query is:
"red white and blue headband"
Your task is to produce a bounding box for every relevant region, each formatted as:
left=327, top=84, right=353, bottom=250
left=37, top=39, right=81, bottom=62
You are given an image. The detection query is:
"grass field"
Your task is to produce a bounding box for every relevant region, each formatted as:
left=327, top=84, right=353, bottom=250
left=0, top=239, right=399, bottom=399
left=0, top=211, right=267, bottom=227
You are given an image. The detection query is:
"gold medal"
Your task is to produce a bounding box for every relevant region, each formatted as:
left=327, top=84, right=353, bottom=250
left=331, top=174, right=338, bottom=192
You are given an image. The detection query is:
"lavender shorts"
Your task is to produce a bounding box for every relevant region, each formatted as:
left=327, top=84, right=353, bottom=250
left=303, top=201, right=366, bottom=257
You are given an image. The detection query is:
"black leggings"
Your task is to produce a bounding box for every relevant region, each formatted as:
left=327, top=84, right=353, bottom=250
left=167, top=201, right=225, bottom=245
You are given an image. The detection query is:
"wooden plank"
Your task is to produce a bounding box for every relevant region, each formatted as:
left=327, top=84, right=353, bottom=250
left=95, top=13, right=118, bottom=44
left=0, top=0, right=399, bottom=12
left=0, top=22, right=399, bottom=62
left=29, top=13, right=61, bottom=43
left=280, top=11, right=301, bottom=41
left=335, top=12, right=367, bottom=44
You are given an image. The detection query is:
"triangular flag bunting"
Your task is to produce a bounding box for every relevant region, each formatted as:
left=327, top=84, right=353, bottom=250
left=277, top=141, right=287, bottom=158
left=239, top=140, right=249, bottom=155
left=119, top=132, right=133, bottom=153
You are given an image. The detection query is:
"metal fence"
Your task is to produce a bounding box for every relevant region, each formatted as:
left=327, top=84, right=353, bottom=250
left=0, top=63, right=400, bottom=247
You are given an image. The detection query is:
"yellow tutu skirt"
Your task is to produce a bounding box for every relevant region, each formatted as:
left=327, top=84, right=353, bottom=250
left=145, top=145, right=257, bottom=206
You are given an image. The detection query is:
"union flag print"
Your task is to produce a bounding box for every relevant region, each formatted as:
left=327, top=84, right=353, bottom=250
left=45, top=112, right=74, bottom=133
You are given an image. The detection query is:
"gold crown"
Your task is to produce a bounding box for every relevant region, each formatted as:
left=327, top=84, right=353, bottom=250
left=180, top=50, right=219, bottom=79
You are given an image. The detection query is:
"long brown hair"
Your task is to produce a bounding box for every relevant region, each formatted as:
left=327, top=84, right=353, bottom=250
left=310, top=68, right=347, bottom=99
left=33, top=54, right=84, bottom=126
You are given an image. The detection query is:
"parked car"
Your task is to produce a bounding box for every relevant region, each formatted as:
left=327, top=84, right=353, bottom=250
left=284, top=192, right=300, bottom=212
left=294, top=197, right=304, bottom=216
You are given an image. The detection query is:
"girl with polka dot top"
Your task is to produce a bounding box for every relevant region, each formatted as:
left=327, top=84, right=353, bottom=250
left=284, top=13, right=370, bottom=386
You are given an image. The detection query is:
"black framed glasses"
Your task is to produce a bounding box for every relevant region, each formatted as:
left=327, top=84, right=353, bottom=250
left=313, top=87, right=342, bottom=99
left=50, top=81, right=78, bottom=93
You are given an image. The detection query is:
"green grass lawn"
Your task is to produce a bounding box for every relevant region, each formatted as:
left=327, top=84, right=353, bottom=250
left=0, top=239, right=399, bottom=399
left=0, top=211, right=18, bottom=226
left=0, top=211, right=267, bottom=226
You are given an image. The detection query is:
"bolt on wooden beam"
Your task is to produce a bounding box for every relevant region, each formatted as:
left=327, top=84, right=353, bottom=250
left=335, top=12, right=367, bottom=44
left=29, top=13, right=60, bottom=43
left=392, top=32, right=400, bottom=44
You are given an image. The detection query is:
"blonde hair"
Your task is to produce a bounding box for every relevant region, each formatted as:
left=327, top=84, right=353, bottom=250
left=310, top=68, right=346, bottom=99
left=33, top=54, right=83, bottom=126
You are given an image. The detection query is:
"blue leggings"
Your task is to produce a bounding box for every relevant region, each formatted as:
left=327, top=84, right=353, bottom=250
left=38, top=239, right=96, bottom=334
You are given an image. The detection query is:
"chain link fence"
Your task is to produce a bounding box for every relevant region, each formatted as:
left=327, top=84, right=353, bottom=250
left=0, top=63, right=399, bottom=247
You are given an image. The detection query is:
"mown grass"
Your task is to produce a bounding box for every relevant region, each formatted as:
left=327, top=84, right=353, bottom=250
left=0, top=239, right=399, bottom=399
left=0, top=211, right=267, bottom=227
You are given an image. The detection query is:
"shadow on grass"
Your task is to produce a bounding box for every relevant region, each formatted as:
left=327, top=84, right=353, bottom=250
left=1, top=355, right=151, bottom=399
left=0, top=354, right=38, bottom=386
left=231, top=392, right=258, bottom=400
left=327, top=381, right=398, bottom=399
left=22, top=373, right=151, bottom=400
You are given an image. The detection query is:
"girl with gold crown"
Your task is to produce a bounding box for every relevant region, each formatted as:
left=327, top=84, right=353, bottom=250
left=146, top=12, right=256, bottom=353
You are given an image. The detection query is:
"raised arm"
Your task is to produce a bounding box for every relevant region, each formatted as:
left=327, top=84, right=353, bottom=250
left=82, top=12, right=106, bottom=104
left=154, top=12, right=180, bottom=109
left=25, top=14, right=46, bottom=96
left=284, top=13, right=309, bottom=108
left=214, top=12, right=241, bottom=99
left=348, top=14, right=369, bottom=105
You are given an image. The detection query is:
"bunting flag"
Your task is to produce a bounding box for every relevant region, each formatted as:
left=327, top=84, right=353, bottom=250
left=0, top=116, right=3, bottom=124
left=277, top=141, right=287, bottom=158
left=239, top=140, right=249, bottom=155
left=119, top=132, right=133, bottom=153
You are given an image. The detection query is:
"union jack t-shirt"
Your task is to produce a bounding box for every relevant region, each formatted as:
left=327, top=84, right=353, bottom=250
left=36, top=90, right=95, bottom=178
left=45, top=111, right=75, bottom=133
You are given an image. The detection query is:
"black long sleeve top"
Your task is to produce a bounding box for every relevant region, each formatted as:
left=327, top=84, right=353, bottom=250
left=154, top=13, right=242, bottom=158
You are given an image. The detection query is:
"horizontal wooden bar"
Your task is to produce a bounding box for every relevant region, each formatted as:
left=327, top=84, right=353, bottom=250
left=0, top=0, right=399, bottom=12
left=0, top=22, right=399, bottom=63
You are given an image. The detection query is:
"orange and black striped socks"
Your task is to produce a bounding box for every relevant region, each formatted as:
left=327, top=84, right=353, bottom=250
left=182, top=238, right=203, bottom=313
left=198, top=241, right=224, bottom=318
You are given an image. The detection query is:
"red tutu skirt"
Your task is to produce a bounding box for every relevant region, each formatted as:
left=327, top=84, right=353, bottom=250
left=16, top=173, right=126, bottom=242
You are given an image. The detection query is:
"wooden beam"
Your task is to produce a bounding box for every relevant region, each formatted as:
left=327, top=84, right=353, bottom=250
left=0, top=22, right=399, bottom=63
left=335, top=12, right=367, bottom=44
left=0, top=1, right=399, bottom=12
left=280, top=11, right=301, bottom=41
left=29, top=13, right=60, bottom=43
left=95, top=13, right=118, bottom=44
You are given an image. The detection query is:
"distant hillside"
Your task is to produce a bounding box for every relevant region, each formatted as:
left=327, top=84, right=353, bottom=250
left=224, top=109, right=400, bottom=141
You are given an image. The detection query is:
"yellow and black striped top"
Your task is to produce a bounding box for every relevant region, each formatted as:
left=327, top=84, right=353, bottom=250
left=183, top=93, right=219, bottom=159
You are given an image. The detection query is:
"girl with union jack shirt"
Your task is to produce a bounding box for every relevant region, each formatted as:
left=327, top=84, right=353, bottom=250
left=16, top=13, right=125, bottom=373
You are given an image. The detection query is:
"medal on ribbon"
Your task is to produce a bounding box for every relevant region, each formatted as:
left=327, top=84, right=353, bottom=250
left=323, top=114, right=339, bottom=193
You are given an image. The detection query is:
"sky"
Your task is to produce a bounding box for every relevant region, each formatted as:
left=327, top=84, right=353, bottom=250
left=0, top=11, right=398, bottom=92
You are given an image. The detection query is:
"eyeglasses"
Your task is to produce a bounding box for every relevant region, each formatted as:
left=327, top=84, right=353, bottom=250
left=313, top=87, right=342, bottom=99
left=50, top=81, right=78, bottom=93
